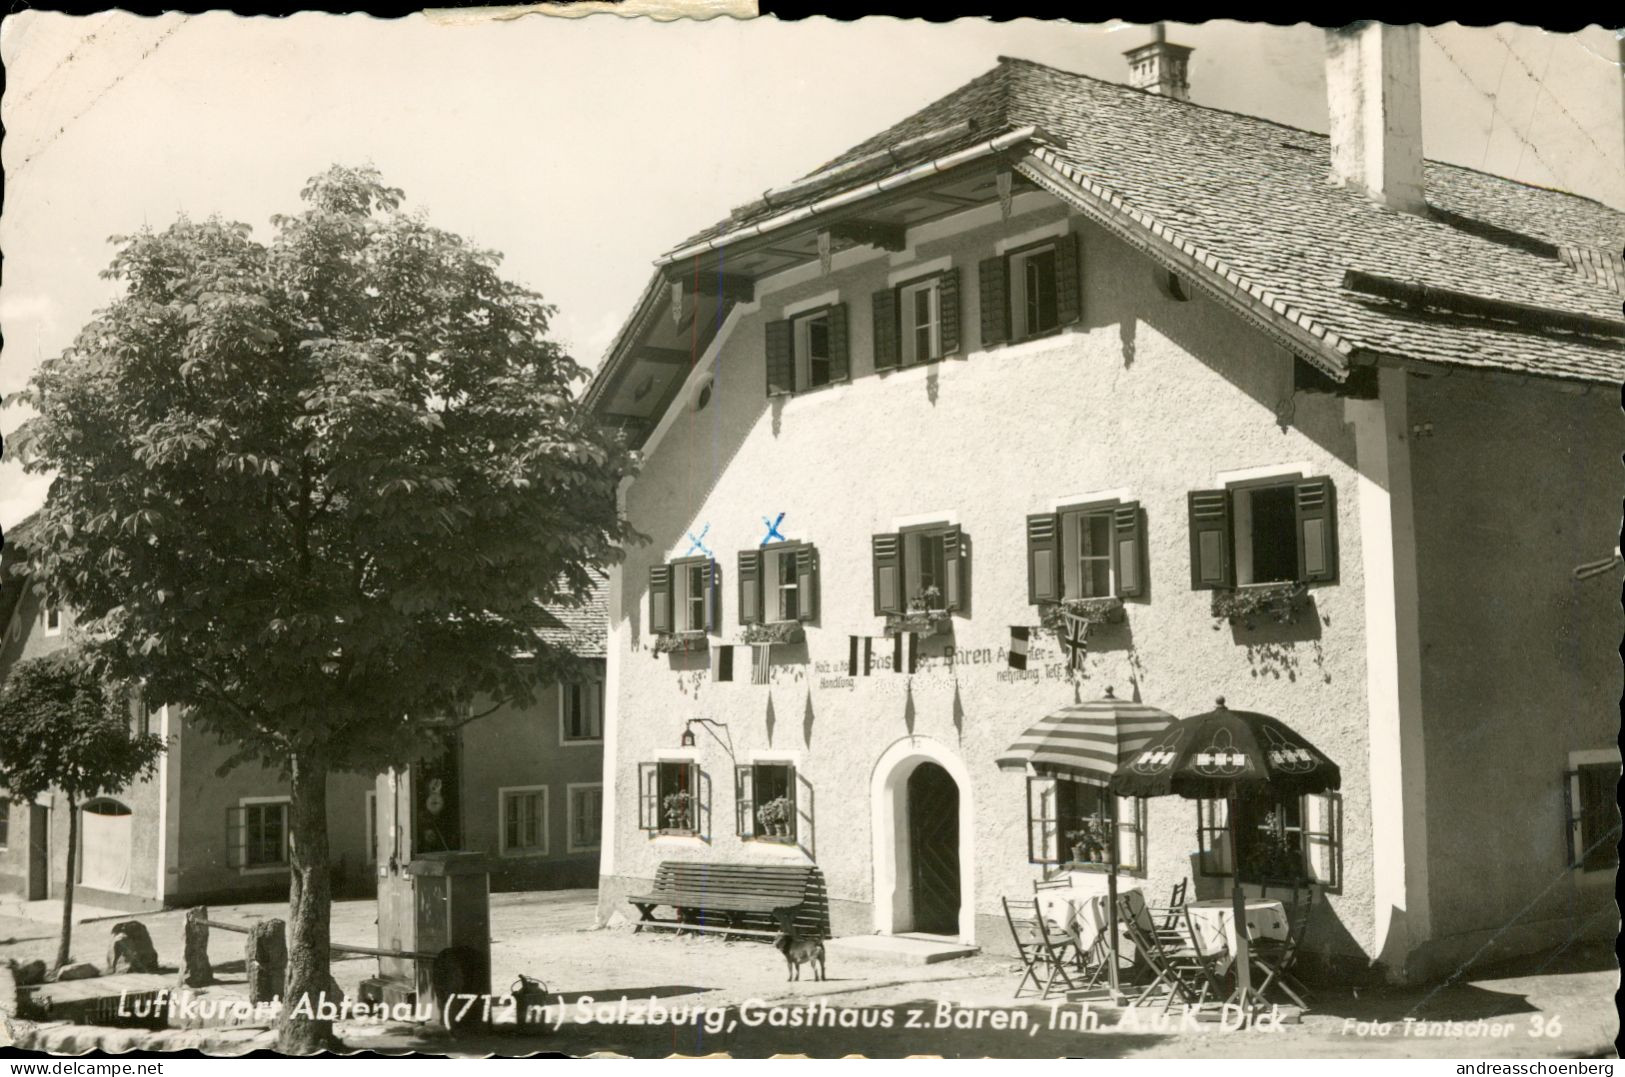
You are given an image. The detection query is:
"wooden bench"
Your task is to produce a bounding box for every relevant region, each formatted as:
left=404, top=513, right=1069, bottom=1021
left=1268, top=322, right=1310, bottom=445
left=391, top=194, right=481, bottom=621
left=627, top=861, right=829, bottom=940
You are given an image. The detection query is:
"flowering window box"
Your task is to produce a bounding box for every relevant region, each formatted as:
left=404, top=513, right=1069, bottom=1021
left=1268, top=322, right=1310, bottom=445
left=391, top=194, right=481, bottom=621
left=1039, top=596, right=1125, bottom=635
left=1211, top=582, right=1309, bottom=629
left=652, top=630, right=709, bottom=656
left=885, top=610, right=952, bottom=638
left=739, top=621, right=804, bottom=646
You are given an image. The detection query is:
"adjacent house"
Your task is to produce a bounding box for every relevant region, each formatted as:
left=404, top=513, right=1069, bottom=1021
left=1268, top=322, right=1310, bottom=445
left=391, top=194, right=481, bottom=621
left=585, top=26, right=1621, bottom=983
left=0, top=519, right=609, bottom=905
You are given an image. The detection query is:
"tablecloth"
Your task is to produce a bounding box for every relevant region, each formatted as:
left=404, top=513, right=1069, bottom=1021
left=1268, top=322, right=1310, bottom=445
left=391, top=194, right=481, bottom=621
left=1184, top=898, right=1289, bottom=971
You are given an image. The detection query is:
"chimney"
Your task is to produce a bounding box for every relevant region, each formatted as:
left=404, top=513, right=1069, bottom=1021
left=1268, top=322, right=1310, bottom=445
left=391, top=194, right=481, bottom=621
left=1122, top=24, right=1193, bottom=102
left=1325, top=22, right=1426, bottom=214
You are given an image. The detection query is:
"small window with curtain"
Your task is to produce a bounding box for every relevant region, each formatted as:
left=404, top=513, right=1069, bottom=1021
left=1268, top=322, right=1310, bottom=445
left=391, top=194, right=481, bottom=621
left=560, top=682, right=603, bottom=743
left=1026, top=776, right=1146, bottom=876
left=501, top=786, right=549, bottom=856
left=228, top=800, right=291, bottom=870
left=1027, top=501, right=1145, bottom=605
left=568, top=784, right=603, bottom=853
left=735, top=761, right=798, bottom=844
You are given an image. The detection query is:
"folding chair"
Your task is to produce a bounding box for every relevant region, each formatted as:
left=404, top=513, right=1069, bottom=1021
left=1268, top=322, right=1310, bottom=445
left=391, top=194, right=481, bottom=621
left=1161, top=879, right=1189, bottom=927
left=1252, top=884, right=1317, bottom=1007
left=1032, top=877, right=1084, bottom=972
left=1003, top=897, right=1080, bottom=1000
left=1118, top=898, right=1226, bottom=1012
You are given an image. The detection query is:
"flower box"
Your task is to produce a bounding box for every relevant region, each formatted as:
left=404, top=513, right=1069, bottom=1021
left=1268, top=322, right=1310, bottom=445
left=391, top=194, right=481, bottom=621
left=1211, top=582, right=1309, bottom=629
left=739, top=621, right=804, bottom=646
left=652, top=630, right=709, bottom=656
left=885, top=611, right=952, bottom=638
left=1039, top=596, right=1126, bottom=635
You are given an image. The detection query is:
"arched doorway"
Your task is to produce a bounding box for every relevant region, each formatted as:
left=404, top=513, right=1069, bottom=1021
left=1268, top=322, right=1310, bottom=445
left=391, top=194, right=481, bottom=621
left=906, top=763, right=960, bottom=936
left=870, top=736, right=975, bottom=942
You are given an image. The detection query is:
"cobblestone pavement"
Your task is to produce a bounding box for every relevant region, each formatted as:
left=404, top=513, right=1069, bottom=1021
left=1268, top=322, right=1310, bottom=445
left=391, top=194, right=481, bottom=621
left=3, top=890, right=1617, bottom=1059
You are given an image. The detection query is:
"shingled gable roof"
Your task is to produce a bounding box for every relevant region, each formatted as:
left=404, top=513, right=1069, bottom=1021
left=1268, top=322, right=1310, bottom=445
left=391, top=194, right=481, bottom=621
left=531, top=569, right=608, bottom=660
left=659, top=55, right=1623, bottom=387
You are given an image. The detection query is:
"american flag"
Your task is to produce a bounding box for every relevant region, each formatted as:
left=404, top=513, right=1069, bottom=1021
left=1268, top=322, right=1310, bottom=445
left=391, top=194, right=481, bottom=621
left=751, top=643, right=773, bottom=685
left=1061, top=613, right=1090, bottom=673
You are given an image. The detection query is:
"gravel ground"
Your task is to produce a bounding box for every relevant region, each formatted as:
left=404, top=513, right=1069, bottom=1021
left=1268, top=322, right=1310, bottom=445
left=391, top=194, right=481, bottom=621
left=3, top=891, right=1617, bottom=1059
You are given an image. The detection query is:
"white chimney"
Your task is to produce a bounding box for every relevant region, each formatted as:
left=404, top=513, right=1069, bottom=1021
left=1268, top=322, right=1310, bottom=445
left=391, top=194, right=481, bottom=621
left=1123, top=24, right=1193, bottom=102
left=1325, top=22, right=1426, bottom=214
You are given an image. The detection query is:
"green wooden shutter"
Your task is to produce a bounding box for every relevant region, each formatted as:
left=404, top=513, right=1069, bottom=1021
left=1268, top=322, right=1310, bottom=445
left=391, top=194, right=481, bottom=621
left=978, top=256, right=1009, bottom=347
left=1113, top=501, right=1145, bottom=599
left=225, top=805, right=248, bottom=868
left=765, top=319, right=794, bottom=396
left=1578, top=763, right=1622, bottom=871
left=872, top=533, right=903, bottom=615
left=1295, top=477, right=1338, bottom=584
left=794, top=771, right=813, bottom=855
left=938, top=267, right=962, bottom=356
left=795, top=544, right=819, bottom=623
left=1304, top=793, right=1341, bottom=889
left=1115, top=796, right=1147, bottom=875
left=1055, top=231, right=1082, bottom=326
left=942, top=525, right=966, bottom=612
left=737, top=550, right=762, bottom=626
left=873, top=288, right=900, bottom=371
left=648, top=564, right=673, bottom=634
left=1188, top=490, right=1234, bottom=590
left=637, top=763, right=659, bottom=831
left=1196, top=798, right=1232, bottom=876
left=703, top=559, right=720, bottom=633
left=827, top=303, right=850, bottom=383
left=735, top=764, right=755, bottom=838
left=1026, top=513, right=1061, bottom=605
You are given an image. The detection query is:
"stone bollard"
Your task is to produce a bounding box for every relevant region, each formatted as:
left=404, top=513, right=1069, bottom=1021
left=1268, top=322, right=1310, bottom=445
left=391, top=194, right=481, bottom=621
left=179, top=907, right=214, bottom=987
left=245, top=919, right=287, bottom=1004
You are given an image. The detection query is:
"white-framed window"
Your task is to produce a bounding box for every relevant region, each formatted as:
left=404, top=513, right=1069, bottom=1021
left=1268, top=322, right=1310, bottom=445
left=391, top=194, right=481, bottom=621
left=764, top=545, right=800, bottom=623
left=899, top=276, right=942, bottom=367
left=1026, top=777, right=1146, bottom=875
left=1231, top=479, right=1301, bottom=586
left=792, top=309, right=834, bottom=391
left=1189, top=475, right=1338, bottom=590
left=1062, top=506, right=1115, bottom=599
left=567, top=784, right=603, bottom=853
left=1566, top=750, right=1622, bottom=873
left=43, top=601, right=63, bottom=637
left=500, top=785, right=549, bottom=857
left=675, top=558, right=709, bottom=633
left=560, top=682, right=603, bottom=743
left=228, top=797, right=291, bottom=873
left=734, top=761, right=800, bottom=844
left=1009, top=243, right=1060, bottom=341
left=1197, top=794, right=1342, bottom=890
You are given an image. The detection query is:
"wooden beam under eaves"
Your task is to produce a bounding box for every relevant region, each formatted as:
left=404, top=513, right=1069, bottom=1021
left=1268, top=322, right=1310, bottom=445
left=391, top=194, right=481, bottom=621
left=828, top=219, right=907, bottom=252
left=637, top=347, right=693, bottom=366
left=665, top=269, right=754, bottom=303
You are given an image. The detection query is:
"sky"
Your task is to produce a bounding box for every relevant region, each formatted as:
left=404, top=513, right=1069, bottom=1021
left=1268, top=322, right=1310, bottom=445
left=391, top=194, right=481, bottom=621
left=2, top=13, right=1621, bottom=530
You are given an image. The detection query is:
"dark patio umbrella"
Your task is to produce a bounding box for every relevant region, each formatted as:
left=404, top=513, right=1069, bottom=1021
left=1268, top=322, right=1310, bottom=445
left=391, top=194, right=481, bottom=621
left=1109, top=697, right=1340, bottom=1013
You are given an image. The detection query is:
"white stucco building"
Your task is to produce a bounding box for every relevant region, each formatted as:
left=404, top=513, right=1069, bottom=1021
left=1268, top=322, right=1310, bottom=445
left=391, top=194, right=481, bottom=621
left=585, top=27, right=1621, bottom=982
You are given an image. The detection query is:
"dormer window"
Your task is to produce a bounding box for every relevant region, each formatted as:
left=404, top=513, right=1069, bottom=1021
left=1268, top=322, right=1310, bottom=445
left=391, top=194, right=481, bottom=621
left=978, top=233, right=1082, bottom=348
left=765, top=305, right=849, bottom=396
left=873, top=268, right=962, bottom=372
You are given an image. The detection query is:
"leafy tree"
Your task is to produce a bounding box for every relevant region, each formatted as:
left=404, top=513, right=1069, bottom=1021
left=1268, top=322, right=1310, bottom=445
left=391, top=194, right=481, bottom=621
left=0, top=650, right=165, bottom=969
left=8, top=166, right=635, bottom=1051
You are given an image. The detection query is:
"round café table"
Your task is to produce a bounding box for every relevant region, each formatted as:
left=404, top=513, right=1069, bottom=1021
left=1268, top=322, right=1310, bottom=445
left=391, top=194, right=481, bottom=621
left=1184, top=897, right=1289, bottom=972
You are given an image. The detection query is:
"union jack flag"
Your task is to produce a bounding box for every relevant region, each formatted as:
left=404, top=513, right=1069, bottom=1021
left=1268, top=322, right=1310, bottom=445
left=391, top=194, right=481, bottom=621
left=1061, top=613, right=1091, bottom=673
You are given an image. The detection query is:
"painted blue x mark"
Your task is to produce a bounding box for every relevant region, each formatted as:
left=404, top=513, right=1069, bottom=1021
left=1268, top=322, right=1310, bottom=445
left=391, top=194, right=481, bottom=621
left=686, top=523, right=712, bottom=558
left=760, top=512, right=786, bottom=547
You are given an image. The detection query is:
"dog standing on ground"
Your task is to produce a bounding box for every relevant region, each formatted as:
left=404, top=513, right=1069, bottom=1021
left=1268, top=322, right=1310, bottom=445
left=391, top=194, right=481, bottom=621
left=774, top=930, right=826, bottom=982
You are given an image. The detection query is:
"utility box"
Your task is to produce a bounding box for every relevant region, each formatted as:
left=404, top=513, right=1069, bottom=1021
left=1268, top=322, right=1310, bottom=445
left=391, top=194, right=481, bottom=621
left=361, top=738, right=491, bottom=1025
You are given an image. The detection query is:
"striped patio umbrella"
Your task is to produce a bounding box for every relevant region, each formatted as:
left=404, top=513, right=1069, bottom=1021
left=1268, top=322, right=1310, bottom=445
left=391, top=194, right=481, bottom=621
left=996, top=687, right=1177, bottom=785
left=998, top=686, right=1175, bottom=1002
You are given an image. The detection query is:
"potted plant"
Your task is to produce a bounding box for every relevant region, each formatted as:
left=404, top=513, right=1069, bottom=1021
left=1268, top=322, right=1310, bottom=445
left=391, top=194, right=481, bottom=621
left=887, top=586, right=950, bottom=637
left=1067, top=819, right=1112, bottom=866
left=740, top=620, right=804, bottom=646
left=652, top=630, right=708, bottom=656
left=1244, top=809, right=1304, bottom=881
left=755, top=795, right=794, bottom=839
left=1211, top=582, right=1309, bottom=630
left=662, top=791, right=693, bottom=831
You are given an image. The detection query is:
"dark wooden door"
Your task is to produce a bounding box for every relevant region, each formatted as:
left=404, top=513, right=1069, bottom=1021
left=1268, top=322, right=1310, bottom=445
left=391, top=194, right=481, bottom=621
left=907, top=763, right=960, bottom=935
left=28, top=805, right=50, bottom=900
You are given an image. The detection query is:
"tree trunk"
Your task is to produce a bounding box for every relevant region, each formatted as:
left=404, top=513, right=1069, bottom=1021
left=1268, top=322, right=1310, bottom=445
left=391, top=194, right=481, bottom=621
left=277, top=750, right=334, bottom=1054
left=56, top=792, right=77, bottom=970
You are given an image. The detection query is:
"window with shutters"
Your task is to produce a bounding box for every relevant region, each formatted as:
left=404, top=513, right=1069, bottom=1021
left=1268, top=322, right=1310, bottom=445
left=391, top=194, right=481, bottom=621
left=1565, top=752, right=1621, bottom=872
left=1187, top=476, right=1338, bottom=591
left=900, top=277, right=941, bottom=366
left=795, top=310, right=833, bottom=389
left=875, top=268, right=960, bottom=373
left=1197, top=794, right=1341, bottom=890
left=568, top=784, right=603, bottom=853
left=873, top=525, right=967, bottom=621
left=736, top=762, right=798, bottom=844
left=560, top=681, right=603, bottom=743
left=767, top=305, right=849, bottom=396
left=739, top=544, right=818, bottom=627
left=650, top=558, right=718, bottom=638
left=1027, top=501, right=1144, bottom=605
left=637, top=761, right=702, bottom=836
left=500, top=786, right=549, bottom=856
left=979, top=233, right=1081, bottom=348
left=1011, top=245, right=1059, bottom=340
left=1026, top=776, right=1146, bottom=876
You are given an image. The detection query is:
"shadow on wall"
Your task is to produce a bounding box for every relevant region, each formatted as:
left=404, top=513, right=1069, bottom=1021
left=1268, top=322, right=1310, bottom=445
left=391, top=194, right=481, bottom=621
left=1217, top=595, right=1332, bottom=684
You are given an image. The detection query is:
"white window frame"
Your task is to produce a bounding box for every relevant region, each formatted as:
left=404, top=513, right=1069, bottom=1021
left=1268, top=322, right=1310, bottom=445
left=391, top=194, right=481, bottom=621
left=43, top=602, right=63, bottom=637
left=558, top=681, right=604, bottom=745
left=673, top=558, right=708, bottom=633
left=899, top=276, right=942, bottom=368
left=566, top=783, right=603, bottom=854
left=1228, top=477, right=1301, bottom=587
left=1058, top=502, right=1117, bottom=600
left=791, top=309, right=833, bottom=392
left=1009, top=242, right=1058, bottom=341
left=762, top=545, right=800, bottom=623
left=499, top=785, right=550, bottom=858
left=238, top=795, right=292, bottom=875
